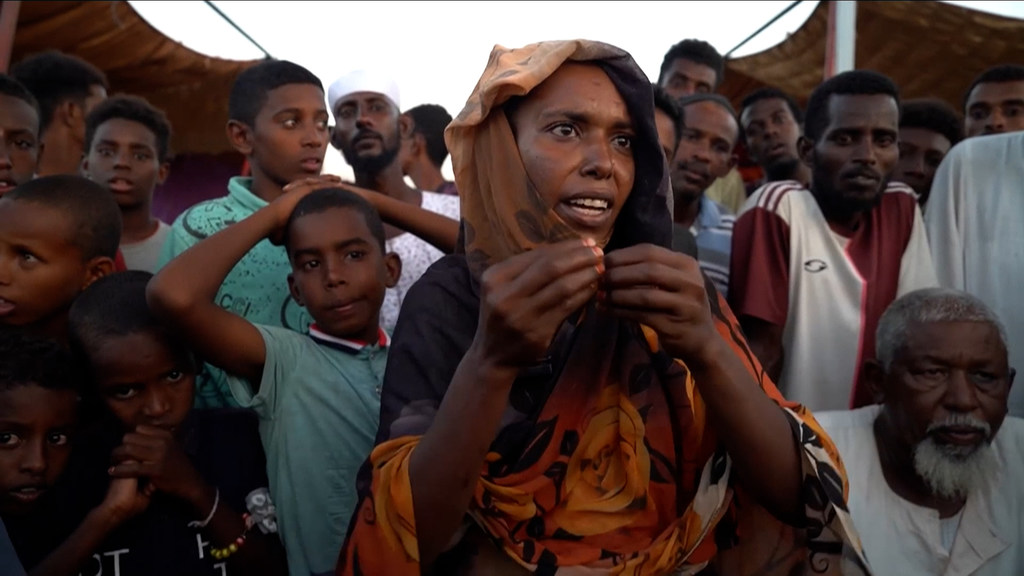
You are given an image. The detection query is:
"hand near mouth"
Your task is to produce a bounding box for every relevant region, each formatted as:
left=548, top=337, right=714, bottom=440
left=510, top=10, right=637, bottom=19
left=598, top=243, right=720, bottom=363
left=472, top=238, right=604, bottom=370
left=108, top=425, right=207, bottom=506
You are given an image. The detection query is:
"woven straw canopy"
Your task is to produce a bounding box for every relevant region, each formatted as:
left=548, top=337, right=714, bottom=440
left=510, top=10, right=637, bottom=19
left=13, top=1, right=261, bottom=156
left=719, top=0, right=1024, bottom=109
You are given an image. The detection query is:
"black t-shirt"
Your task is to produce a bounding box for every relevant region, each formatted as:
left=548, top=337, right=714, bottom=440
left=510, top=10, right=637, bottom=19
left=11, top=409, right=270, bottom=576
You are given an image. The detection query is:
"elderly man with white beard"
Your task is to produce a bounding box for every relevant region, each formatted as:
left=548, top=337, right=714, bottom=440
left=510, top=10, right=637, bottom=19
left=816, top=287, right=1023, bottom=576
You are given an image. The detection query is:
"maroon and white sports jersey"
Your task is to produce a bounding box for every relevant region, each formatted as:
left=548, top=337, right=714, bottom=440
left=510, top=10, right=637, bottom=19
left=729, top=180, right=937, bottom=410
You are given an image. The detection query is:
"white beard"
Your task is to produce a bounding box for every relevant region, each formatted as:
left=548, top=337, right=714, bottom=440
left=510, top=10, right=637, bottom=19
left=913, top=415, right=999, bottom=500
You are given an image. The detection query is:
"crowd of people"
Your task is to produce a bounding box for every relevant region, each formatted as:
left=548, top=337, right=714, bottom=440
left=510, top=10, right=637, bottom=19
left=0, top=32, right=1020, bottom=576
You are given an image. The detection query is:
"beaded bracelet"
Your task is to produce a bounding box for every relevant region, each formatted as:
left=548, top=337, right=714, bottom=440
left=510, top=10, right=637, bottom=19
left=210, top=514, right=254, bottom=561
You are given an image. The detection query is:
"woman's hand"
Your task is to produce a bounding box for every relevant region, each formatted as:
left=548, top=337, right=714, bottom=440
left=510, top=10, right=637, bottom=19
left=601, top=243, right=722, bottom=363
left=473, top=238, right=604, bottom=369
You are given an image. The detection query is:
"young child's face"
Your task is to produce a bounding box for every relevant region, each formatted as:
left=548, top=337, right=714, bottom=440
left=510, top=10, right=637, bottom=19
left=0, top=199, right=93, bottom=331
left=0, top=94, right=40, bottom=197
left=249, top=83, right=330, bottom=187
left=82, top=118, right=168, bottom=211
left=287, top=207, right=398, bottom=342
left=0, top=385, right=77, bottom=516
left=88, top=331, right=196, bottom=433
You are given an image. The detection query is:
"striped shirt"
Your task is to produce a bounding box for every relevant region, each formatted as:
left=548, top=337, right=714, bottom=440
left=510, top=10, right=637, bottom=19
left=729, top=180, right=937, bottom=410
left=690, top=196, right=735, bottom=298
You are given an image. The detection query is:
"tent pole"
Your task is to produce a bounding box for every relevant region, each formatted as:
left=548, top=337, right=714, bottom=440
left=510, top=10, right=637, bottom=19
left=0, top=1, right=21, bottom=73
left=724, top=0, right=803, bottom=59
left=824, top=0, right=857, bottom=79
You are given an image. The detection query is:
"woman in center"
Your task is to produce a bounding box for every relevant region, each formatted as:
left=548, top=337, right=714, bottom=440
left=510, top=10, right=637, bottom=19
left=338, top=40, right=868, bottom=575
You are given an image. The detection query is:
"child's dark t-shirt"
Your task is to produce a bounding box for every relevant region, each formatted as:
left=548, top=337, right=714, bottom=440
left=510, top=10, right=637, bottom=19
left=15, top=408, right=271, bottom=576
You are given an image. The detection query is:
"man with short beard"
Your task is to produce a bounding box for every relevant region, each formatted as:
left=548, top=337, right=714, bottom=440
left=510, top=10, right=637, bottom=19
left=670, top=94, right=740, bottom=297
left=329, top=70, right=460, bottom=334
left=816, top=288, right=1023, bottom=575
left=730, top=71, right=937, bottom=411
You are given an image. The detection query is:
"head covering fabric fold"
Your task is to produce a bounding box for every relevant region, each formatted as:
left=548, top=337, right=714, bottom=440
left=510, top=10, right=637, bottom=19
left=337, top=40, right=870, bottom=576
left=444, top=40, right=672, bottom=276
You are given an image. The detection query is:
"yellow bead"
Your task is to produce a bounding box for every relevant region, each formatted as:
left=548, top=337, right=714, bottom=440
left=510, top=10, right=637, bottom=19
left=228, top=544, right=238, bottom=553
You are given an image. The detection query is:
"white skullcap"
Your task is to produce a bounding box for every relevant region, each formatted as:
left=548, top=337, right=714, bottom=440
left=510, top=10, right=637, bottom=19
left=328, top=70, right=401, bottom=112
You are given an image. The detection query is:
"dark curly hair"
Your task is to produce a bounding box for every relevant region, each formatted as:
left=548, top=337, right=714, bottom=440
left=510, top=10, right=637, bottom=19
left=900, top=99, right=962, bottom=147
left=0, top=331, right=78, bottom=392
left=85, top=95, right=173, bottom=162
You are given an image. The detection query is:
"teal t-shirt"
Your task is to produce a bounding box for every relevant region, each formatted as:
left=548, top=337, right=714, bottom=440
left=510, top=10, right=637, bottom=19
left=158, top=177, right=312, bottom=408
left=226, top=325, right=385, bottom=576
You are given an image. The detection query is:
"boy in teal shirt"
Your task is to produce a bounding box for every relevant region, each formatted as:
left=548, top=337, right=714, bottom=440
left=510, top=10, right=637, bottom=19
left=158, top=60, right=331, bottom=408
left=149, top=186, right=400, bottom=576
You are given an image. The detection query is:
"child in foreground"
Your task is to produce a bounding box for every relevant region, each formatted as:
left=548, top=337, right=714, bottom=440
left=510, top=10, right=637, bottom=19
left=0, top=175, right=120, bottom=342
left=148, top=186, right=399, bottom=576
left=0, top=332, right=79, bottom=574
left=25, top=271, right=287, bottom=576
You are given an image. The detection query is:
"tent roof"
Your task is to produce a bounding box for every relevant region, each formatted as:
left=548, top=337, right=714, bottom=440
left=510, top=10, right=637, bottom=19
left=720, top=0, right=1024, bottom=110
left=14, top=1, right=1024, bottom=152
left=12, top=1, right=260, bottom=156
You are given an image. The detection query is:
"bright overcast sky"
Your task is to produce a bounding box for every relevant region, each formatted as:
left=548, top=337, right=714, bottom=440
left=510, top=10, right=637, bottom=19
left=128, top=1, right=1024, bottom=178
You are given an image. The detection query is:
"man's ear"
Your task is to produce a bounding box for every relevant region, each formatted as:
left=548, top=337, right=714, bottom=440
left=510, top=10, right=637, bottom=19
left=727, top=152, right=738, bottom=170
left=383, top=252, right=401, bottom=289
left=1008, top=367, right=1016, bottom=391
left=862, top=359, right=888, bottom=404
left=226, top=120, right=254, bottom=156
left=287, top=273, right=305, bottom=307
left=157, top=161, right=171, bottom=185
left=330, top=126, right=344, bottom=151
left=797, top=135, right=814, bottom=168
left=399, top=114, right=414, bottom=139
left=60, top=99, right=81, bottom=129
left=80, top=256, right=116, bottom=291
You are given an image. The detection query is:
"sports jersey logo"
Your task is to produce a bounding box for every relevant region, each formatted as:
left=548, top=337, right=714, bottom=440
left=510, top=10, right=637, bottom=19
left=804, top=259, right=828, bottom=273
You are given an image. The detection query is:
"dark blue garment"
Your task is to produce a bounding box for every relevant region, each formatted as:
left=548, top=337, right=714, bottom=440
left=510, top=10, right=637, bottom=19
left=0, top=518, right=25, bottom=576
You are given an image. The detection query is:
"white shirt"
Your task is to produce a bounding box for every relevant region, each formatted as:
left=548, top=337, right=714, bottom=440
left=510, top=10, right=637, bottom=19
left=817, top=406, right=1024, bottom=576
left=925, top=131, right=1024, bottom=416
left=381, top=190, right=460, bottom=335
left=121, top=220, right=170, bottom=273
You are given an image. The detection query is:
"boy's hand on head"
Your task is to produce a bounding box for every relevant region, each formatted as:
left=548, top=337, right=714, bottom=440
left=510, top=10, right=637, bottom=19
left=334, top=182, right=373, bottom=201
left=108, top=425, right=206, bottom=504
left=99, top=476, right=154, bottom=525
left=600, top=244, right=722, bottom=363
left=473, top=238, right=603, bottom=369
left=268, top=174, right=344, bottom=245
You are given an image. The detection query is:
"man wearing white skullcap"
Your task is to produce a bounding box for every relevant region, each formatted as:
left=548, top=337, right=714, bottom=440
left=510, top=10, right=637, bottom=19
left=329, top=70, right=461, bottom=335
left=329, top=69, right=402, bottom=113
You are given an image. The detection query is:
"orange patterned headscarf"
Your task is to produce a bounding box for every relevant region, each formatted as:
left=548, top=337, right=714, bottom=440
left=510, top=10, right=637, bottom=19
left=444, top=39, right=672, bottom=276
